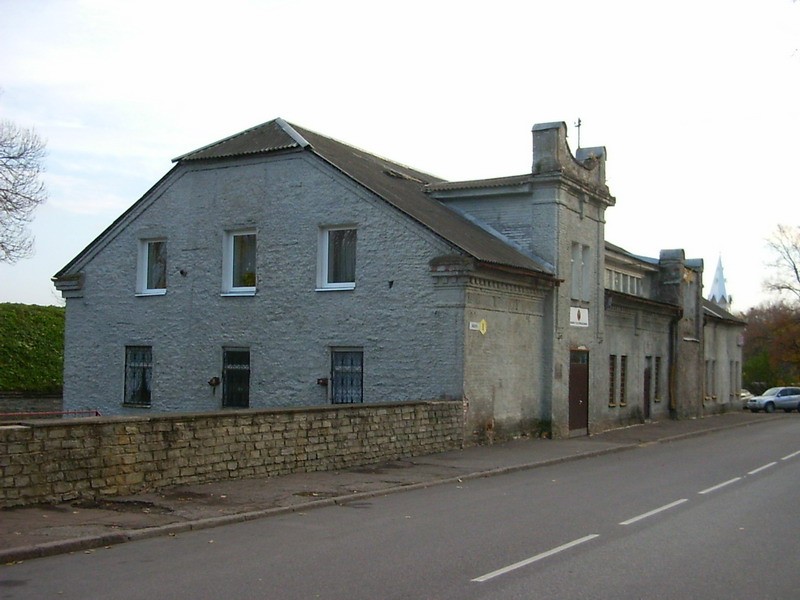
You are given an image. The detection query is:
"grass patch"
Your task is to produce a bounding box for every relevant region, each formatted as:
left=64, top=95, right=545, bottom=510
left=0, top=303, right=64, bottom=394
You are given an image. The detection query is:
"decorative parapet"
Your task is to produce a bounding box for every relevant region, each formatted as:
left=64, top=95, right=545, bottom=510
left=531, top=121, right=613, bottom=203
left=429, top=255, right=477, bottom=275
left=430, top=255, right=554, bottom=300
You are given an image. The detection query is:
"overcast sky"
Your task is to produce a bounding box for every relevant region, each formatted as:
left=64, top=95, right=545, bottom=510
left=1, top=0, right=798, bottom=311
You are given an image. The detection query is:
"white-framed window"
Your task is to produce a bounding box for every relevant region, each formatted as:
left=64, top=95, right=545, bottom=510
left=222, top=230, right=256, bottom=295
left=317, top=226, right=356, bottom=290
left=604, top=268, right=643, bottom=296
left=136, top=239, right=167, bottom=295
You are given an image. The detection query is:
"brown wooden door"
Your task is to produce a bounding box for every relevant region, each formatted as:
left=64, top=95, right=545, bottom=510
left=569, top=350, right=589, bottom=433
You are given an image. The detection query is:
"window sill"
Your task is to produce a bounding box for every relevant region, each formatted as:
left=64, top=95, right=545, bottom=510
left=316, top=284, right=355, bottom=292
left=122, top=403, right=151, bottom=409
left=135, top=289, right=167, bottom=297
left=221, top=289, right=257, bottom=297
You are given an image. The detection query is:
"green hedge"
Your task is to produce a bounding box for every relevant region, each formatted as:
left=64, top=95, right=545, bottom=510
left=0, top=303, right=64, bottom=394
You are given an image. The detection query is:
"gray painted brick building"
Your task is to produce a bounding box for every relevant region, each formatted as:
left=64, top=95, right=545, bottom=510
left=54, top=119, right=744, bottom=442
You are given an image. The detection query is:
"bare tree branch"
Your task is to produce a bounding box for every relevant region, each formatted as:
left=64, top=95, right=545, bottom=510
left=764, top=224, right=800, bottom=304
left=0, top=119, right=47, bottom=263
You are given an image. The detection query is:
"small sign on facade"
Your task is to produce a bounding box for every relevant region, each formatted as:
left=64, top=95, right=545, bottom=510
left=570, top=307, right=589, bottom=328
left=469, top=319, right=488, bottom=335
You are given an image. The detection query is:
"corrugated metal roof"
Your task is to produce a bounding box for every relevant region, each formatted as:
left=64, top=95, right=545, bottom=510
left=426, top=174, right=533, bottom=192
left=703, top=299, right=746, bottom=324
left=173, top=119, right=304, bottom=162
left=174, top=119, right=554, bottom=276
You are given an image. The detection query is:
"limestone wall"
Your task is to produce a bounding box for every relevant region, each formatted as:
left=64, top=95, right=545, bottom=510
left=0, top=401, right=463, bottom=508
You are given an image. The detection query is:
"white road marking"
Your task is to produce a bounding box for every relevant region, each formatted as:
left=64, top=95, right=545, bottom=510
left=619, top=499, right=688, bottom=526
left=699, top=477, right=741, bottom=495
left=472, top=534, right=600, bottom=582
left=748, top=462, right=777, bottom=475
left=475, top=449, right=797, bottom=585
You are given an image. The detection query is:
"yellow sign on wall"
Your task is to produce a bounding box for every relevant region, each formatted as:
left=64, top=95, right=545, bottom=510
left=469, top=319, right=488, bottom=335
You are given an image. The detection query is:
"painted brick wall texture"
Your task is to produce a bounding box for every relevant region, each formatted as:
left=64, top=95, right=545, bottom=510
left=62, top=153, right=463, bottom=415
left=0, top=401, right=463, bottom=508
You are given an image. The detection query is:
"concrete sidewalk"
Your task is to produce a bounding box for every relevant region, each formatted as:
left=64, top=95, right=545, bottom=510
left=0, top=411, right=779, bottom=564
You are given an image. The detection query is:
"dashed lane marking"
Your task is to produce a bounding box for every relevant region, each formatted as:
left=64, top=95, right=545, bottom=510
left=619, top=499, right=688, bottom=526
left=472, top=534, right=600, bottom=582
left=699, top=477, right=741, bottom=495
left=747, top=462, right=777, bottom=476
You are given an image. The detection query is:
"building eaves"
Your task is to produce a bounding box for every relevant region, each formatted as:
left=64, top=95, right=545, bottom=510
left=289, top=123, right=553, bottom=276
left=703, top=299, right=746, bottom=325
left=605, top=289, right=682, bottom=315
left=605, top=241, right=660, bottom=271
left=426, top=174, right=533, bottom=193
left=53, top=164, right=183, bottom=280
left=121, top=118, right=554, bottom=278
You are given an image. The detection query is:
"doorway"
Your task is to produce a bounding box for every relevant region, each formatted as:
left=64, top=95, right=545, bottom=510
left=569, top=350, right=589, bottom=434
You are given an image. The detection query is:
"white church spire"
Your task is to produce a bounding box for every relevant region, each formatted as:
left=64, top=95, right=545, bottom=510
left=708, top=256, right=731, bottom=309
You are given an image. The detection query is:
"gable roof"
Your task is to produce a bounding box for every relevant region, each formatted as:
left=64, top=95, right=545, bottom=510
left=175, top=119, right=553, bottom=276
left=702, top=298, right=745, bottom=325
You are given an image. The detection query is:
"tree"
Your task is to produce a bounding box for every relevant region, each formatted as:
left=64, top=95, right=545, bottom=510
left=742, top=302, right=800, bottom=388
left=765, top=224, right=800, bottom=304
left=0, top=118, right=47, bottom=263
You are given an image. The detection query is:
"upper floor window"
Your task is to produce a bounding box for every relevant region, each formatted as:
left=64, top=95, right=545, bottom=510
left=318, top=226, right=356, bottom=290
left=223, top=230, right=256, bottom=295
left=605, top=268, right=643, bottom=296
left=570, top=243, right=591, bottom=302
left=137, top=239, right=167, bottom=295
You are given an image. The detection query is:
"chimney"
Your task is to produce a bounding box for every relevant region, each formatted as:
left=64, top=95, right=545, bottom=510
left=657, top=249, right=686, bottom=307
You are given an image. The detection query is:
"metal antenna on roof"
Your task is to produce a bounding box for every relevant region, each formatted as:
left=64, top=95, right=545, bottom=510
left=574, top=118, right=582, bottom=149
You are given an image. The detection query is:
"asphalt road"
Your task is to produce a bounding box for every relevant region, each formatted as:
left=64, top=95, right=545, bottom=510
left=2, top=418, right=799, bottom=599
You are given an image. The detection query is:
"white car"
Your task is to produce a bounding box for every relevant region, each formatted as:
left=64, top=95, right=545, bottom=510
left=746, top=387, right=800, bottom=413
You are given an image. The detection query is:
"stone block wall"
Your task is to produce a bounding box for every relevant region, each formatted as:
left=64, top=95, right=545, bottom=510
left=0, top=401, right=463, bottom=508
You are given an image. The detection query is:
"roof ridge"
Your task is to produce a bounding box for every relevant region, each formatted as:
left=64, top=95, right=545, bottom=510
left=290, top=124, right=446, bottom=183
left=172, top=119, right=294, bottom=162
left=275, top=118, right=310, bottom=149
